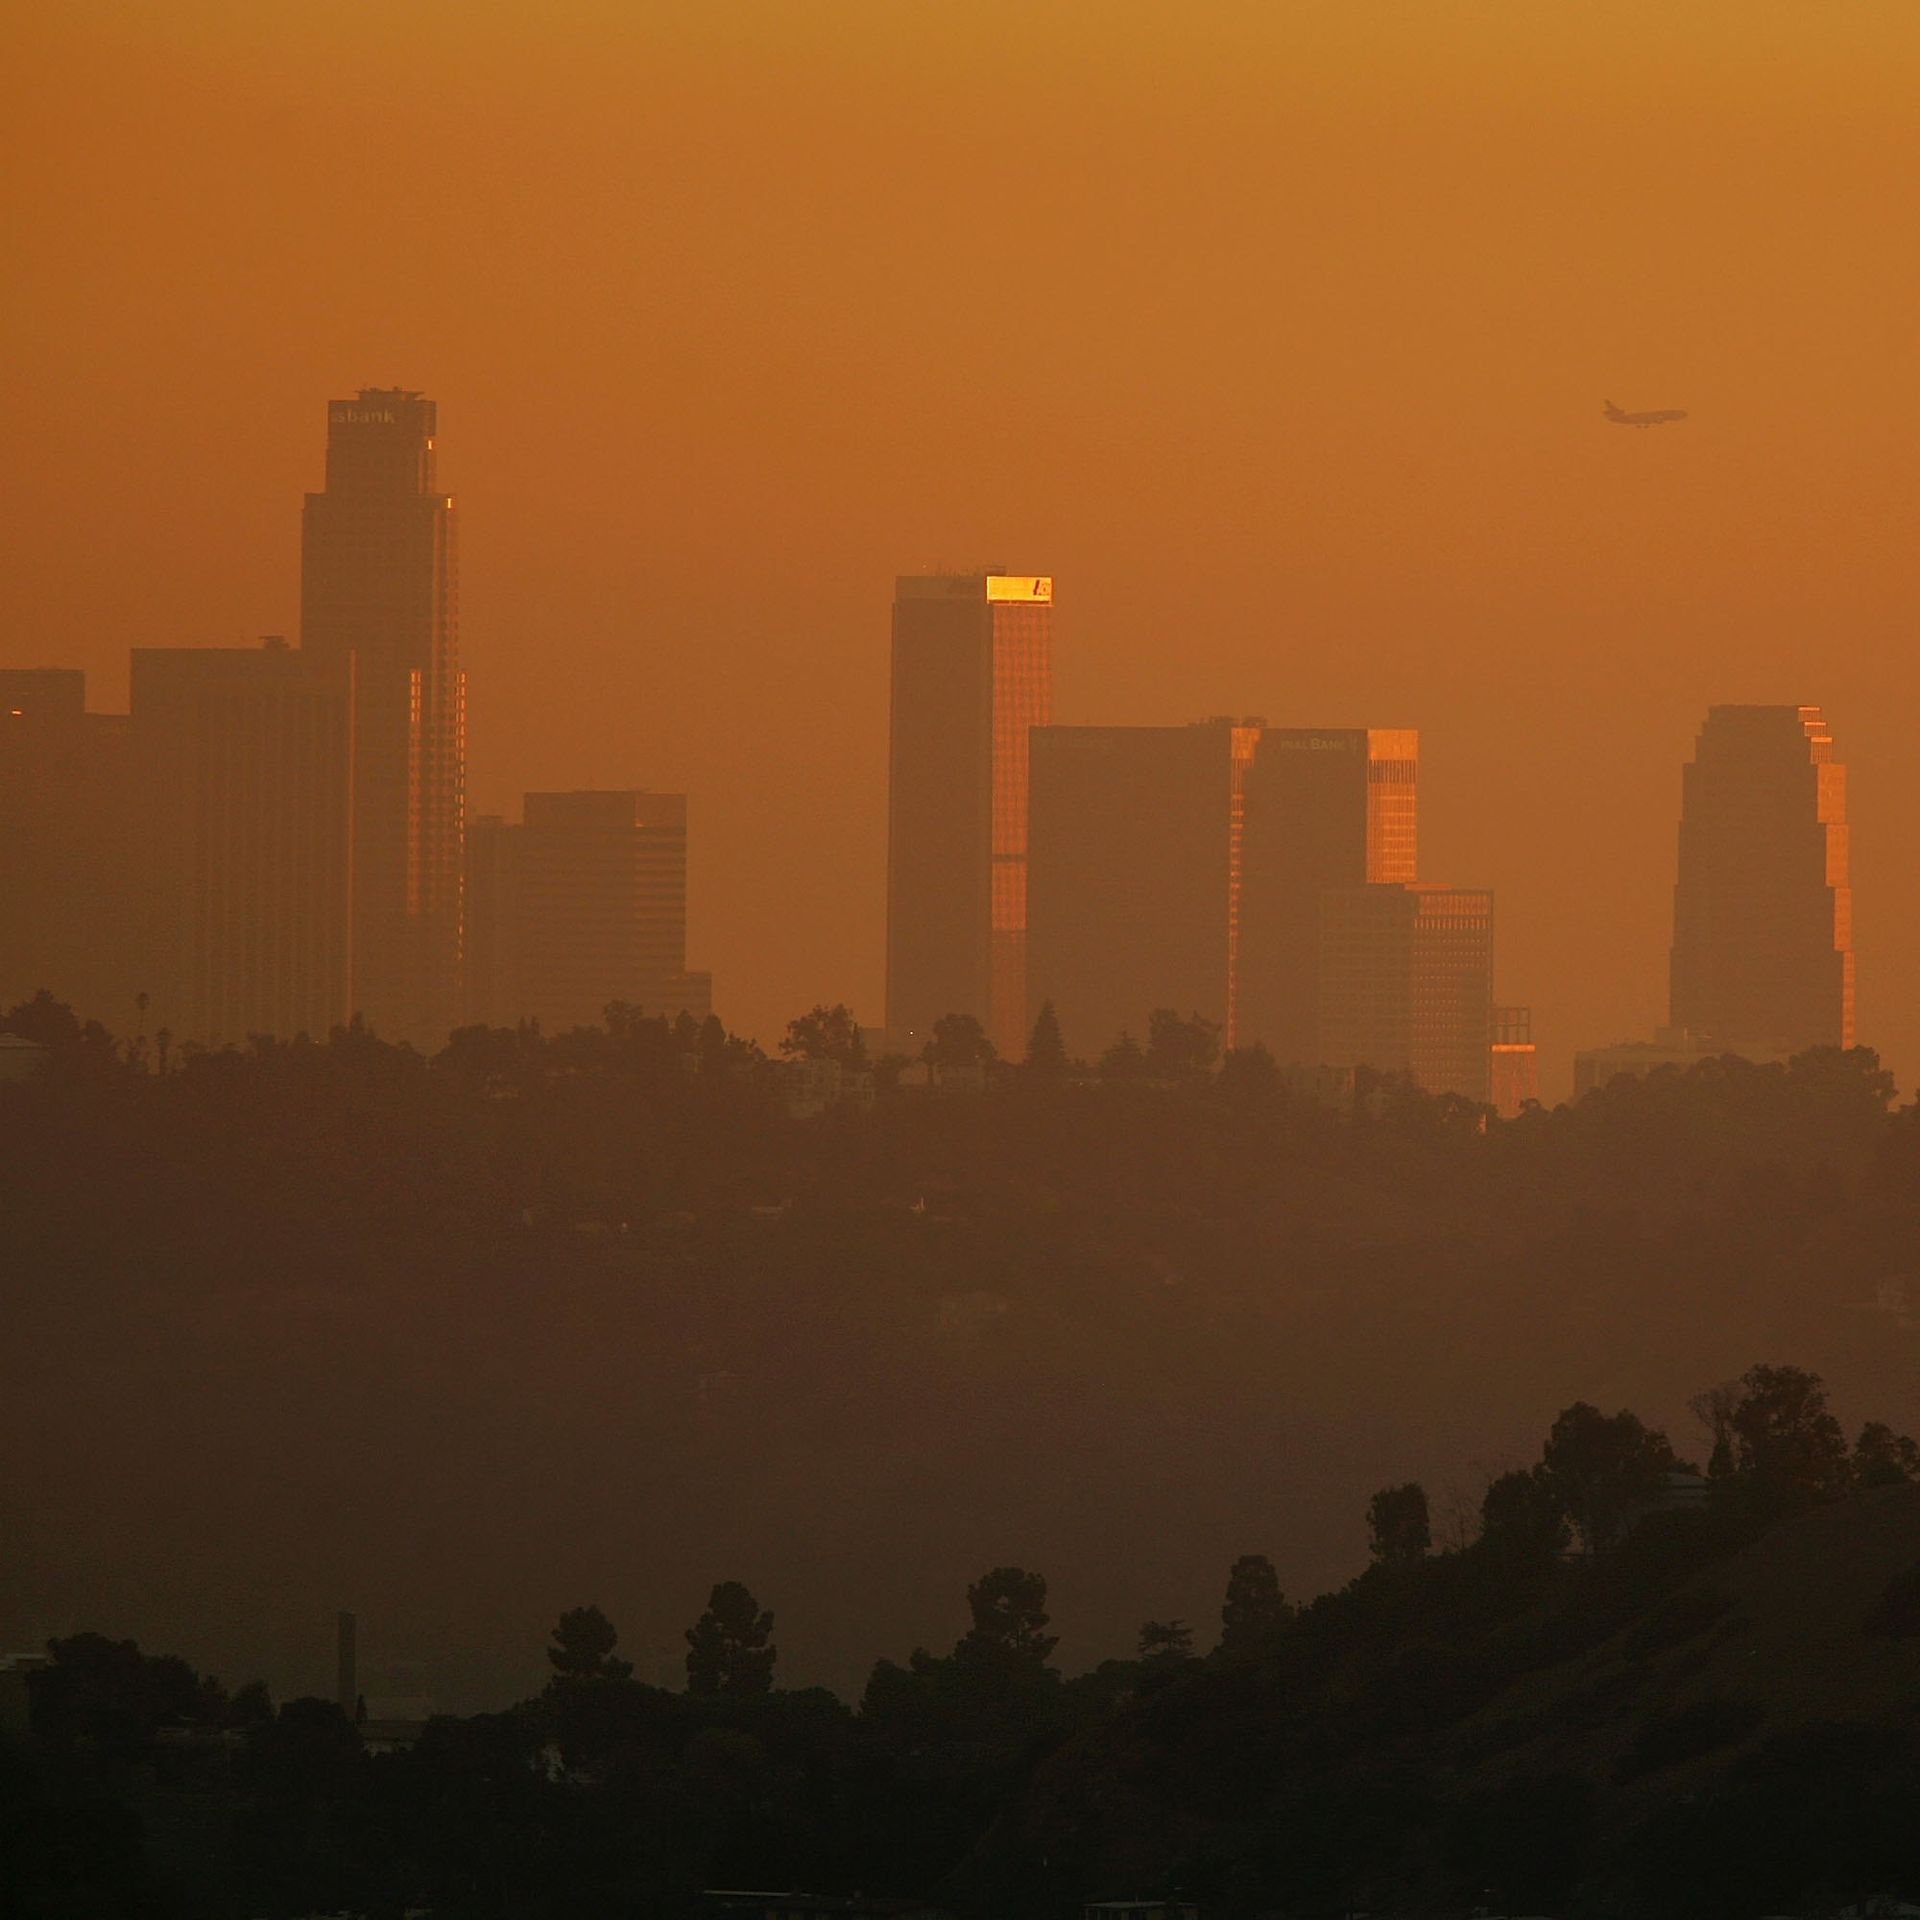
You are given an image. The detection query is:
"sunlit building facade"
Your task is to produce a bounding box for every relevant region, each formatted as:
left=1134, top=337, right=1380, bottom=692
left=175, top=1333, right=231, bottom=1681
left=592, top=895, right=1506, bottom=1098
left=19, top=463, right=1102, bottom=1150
left=463, top=790, right=711, bottom=1034
left=1669, top=704, right=1853, bottom=1053
left=1490, top=1004, right=1540, bottom=1118
left=301, top=389, right=464, bottom=1047
left=885, top=570, right=1053, bottom=1056
left=130, top=641, right=355, bottom=1045
left=1317, top=882, right=1493, bottom=1103
left=1236, top=727, right=1418, bottom=1065
left=1027, top=719, right=1261, bottom=1059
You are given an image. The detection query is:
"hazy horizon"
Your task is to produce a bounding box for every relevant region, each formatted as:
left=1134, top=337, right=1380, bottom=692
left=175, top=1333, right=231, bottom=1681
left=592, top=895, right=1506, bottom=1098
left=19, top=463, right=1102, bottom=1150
left=6, top=1, right=1918, bottom=1095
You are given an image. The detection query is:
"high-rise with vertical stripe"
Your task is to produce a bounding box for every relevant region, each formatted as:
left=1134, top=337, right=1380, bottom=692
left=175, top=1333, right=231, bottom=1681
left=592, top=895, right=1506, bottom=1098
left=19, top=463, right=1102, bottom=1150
left=1669, top=705, right=1853, bottom=1052
left=885, top=571, right=1053, bottom=1057
left=301, top=389, right=464, bottom=1046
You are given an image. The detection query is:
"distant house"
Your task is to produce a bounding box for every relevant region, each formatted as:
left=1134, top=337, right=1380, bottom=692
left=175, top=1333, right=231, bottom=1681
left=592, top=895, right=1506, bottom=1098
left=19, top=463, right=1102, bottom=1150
left=1279, top=1062, right=1356, bottom=1111
left=893, top=1057, right=987, bottom=1093
left=0, top=1034, right=48, bottom=1083
left=783, top=1056, right=875, bottom=1119
left=1572, top=1026, right=1794, bottom=1099
left=1650, top=1468, right=1711, bottom=1513
left=1608, top=1468, right=1714, bottom=1545
left=359, top=1713, right=429, bottom=1755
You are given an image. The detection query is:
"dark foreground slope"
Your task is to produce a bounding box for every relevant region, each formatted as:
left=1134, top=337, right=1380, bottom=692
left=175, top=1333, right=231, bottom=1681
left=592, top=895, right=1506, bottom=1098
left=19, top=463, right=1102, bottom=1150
left=6, top=1486, right=1916, bottom=1918
left=960, top=1485, right=1920, bottom=1919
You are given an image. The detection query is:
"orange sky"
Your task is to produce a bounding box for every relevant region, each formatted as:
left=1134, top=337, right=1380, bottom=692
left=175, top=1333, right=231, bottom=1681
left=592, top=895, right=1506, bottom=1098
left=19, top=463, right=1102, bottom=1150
left=4, top=1, right=1918, bottom=1094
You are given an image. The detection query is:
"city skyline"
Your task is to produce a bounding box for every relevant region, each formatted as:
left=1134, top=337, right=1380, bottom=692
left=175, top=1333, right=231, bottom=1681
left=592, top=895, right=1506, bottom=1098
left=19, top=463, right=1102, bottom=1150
left=6, top=415, right=1898, bottom=1094
left=8, top=12, right=1920, bottom=1908
left=0, top=442, right=1881, bottom=1097
left=7, top=5, right=1918, bottom=1098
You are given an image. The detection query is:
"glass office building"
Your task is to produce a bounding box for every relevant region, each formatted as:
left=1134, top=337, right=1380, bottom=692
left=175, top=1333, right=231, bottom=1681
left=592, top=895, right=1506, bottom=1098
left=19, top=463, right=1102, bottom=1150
left=301, top=389, right=464, bottom=1046
left=886, top=571, right=1053, bottom=1057
left=1026, top=719, right=1261, bottom=1059
left=1669, top=705, right=1852, bottom=1052
left=1318, top=882, right=1494, bottom=1104
left=1237, top=727, right=1418, bottom=1066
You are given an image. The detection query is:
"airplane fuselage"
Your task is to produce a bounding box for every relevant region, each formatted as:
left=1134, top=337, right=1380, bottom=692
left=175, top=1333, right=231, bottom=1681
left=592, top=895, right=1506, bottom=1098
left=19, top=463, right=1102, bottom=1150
left=1605, top=401, right=1688, bottom=427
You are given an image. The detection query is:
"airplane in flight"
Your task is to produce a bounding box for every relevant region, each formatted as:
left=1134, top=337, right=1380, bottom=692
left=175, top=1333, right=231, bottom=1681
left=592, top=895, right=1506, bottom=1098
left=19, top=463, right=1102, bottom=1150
left=1604, top=399, right=1688, bottom=427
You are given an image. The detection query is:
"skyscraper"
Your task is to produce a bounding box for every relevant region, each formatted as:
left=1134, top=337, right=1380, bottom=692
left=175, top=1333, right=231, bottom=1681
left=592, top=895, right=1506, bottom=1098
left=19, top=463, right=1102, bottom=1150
left=130, top=640, right=355, bottom=1045
left=1027, top=719, right=1260, bottom=1058
left=885, top=571, right=1053, bottom=1056
left=461, top=813, right=516, bottom=1032
left=463, top=790, right=711, bottom=1033
left=301, top=389, right=463, bottom=1046
left=1490, top=1004, right=1541, bottom=1118
left=1317, top=882, right=1494, bottom=1103
left=1669, top=705, right=1853, bottom=1052
left=0, top=669, right=144, bottom=1029
left=1236, top=728, right=1417, bottom=1064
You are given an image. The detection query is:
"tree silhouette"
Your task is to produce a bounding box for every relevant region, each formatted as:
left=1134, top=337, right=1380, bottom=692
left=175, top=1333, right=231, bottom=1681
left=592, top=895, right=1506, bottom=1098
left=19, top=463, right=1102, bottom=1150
left=1478, top=1466, right=1570, bottom=1566
left=685, top=1581, right=776, bottom=1697
left=1144, top=1009, right=1220, bottom=1079
left=546, top=1605, right=633, bottom=1685
left=1136, top=1619, right=1194, bottom=1664
left=1367, top=1483, right=1431, bottom=1566
left=1218, top=1553, right=1290, bottom=1656
left=1, top=990, right=84, bottom=1051
left=1729, top=1365, right=1850, bottom=1507
left=925, top=1012, right=995, bottom=1074
left=957, top=1566, right=1057, bottom=1669
left=1690, top=1380, right=1741, bottom=1481
left=1540, top=1402, right=1678, bottom=1552
left=778, top=1004, right=866, bottom=1067
left=34, top=1632, right=218, bottom=1747
left=1853, top=1421, right=1920, bottom=1490
left=1099, top=1031, right=1145, bottom=1080
left=1024, top=1000, right=1068, bottom=1076
left=1217, top=1043, right=1280, bottom=1103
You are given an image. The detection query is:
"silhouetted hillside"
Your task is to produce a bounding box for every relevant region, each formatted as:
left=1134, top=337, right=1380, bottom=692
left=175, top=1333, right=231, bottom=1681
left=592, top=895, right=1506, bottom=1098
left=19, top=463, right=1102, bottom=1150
left=962, top=1485, right=1920, bottom=1917
left=6, top=1478, right=1917, bottom=1915
left=2, top=999, right=1916, bottom=1714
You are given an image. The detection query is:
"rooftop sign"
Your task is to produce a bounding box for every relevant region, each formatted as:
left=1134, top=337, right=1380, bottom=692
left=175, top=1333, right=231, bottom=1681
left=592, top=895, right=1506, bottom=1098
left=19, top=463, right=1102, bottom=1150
left=986, top=574, right=1053, bottom=604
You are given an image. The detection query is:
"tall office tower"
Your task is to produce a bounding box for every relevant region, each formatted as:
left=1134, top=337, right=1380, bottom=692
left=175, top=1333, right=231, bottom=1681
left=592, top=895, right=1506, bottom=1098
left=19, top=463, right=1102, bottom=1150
left=885, top=570, right=1053, bottom=1057
left=463, top=790, right=711, bottom=1033
left=130, top=641, right=355, bottom=1045
left=1236, top=728, right=1417, bottom=1063
left=1317, top=883, right=1494, bottom=1103
left=301, top=388, right=463, bottom=1046
left=1669, top=704, right=1853, bottom=1052
left=1027, top=719, right=1261, bottom=1057
left=460, top=814, right=515, bottom=1030
left=0, top=668, right=145, bottom=1028
left=1490, top=1004, right=1541, bottom=1118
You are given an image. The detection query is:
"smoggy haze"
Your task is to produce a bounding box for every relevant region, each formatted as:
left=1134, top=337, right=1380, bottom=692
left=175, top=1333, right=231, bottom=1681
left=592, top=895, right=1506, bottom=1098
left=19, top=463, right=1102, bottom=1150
left=5, top=1, right=1918, bottom=1095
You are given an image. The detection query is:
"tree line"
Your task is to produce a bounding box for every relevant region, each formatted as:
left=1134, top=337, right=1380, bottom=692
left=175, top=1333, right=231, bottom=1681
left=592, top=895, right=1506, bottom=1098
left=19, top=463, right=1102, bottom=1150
left=8, top=1362, right=1917, bottom=1918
